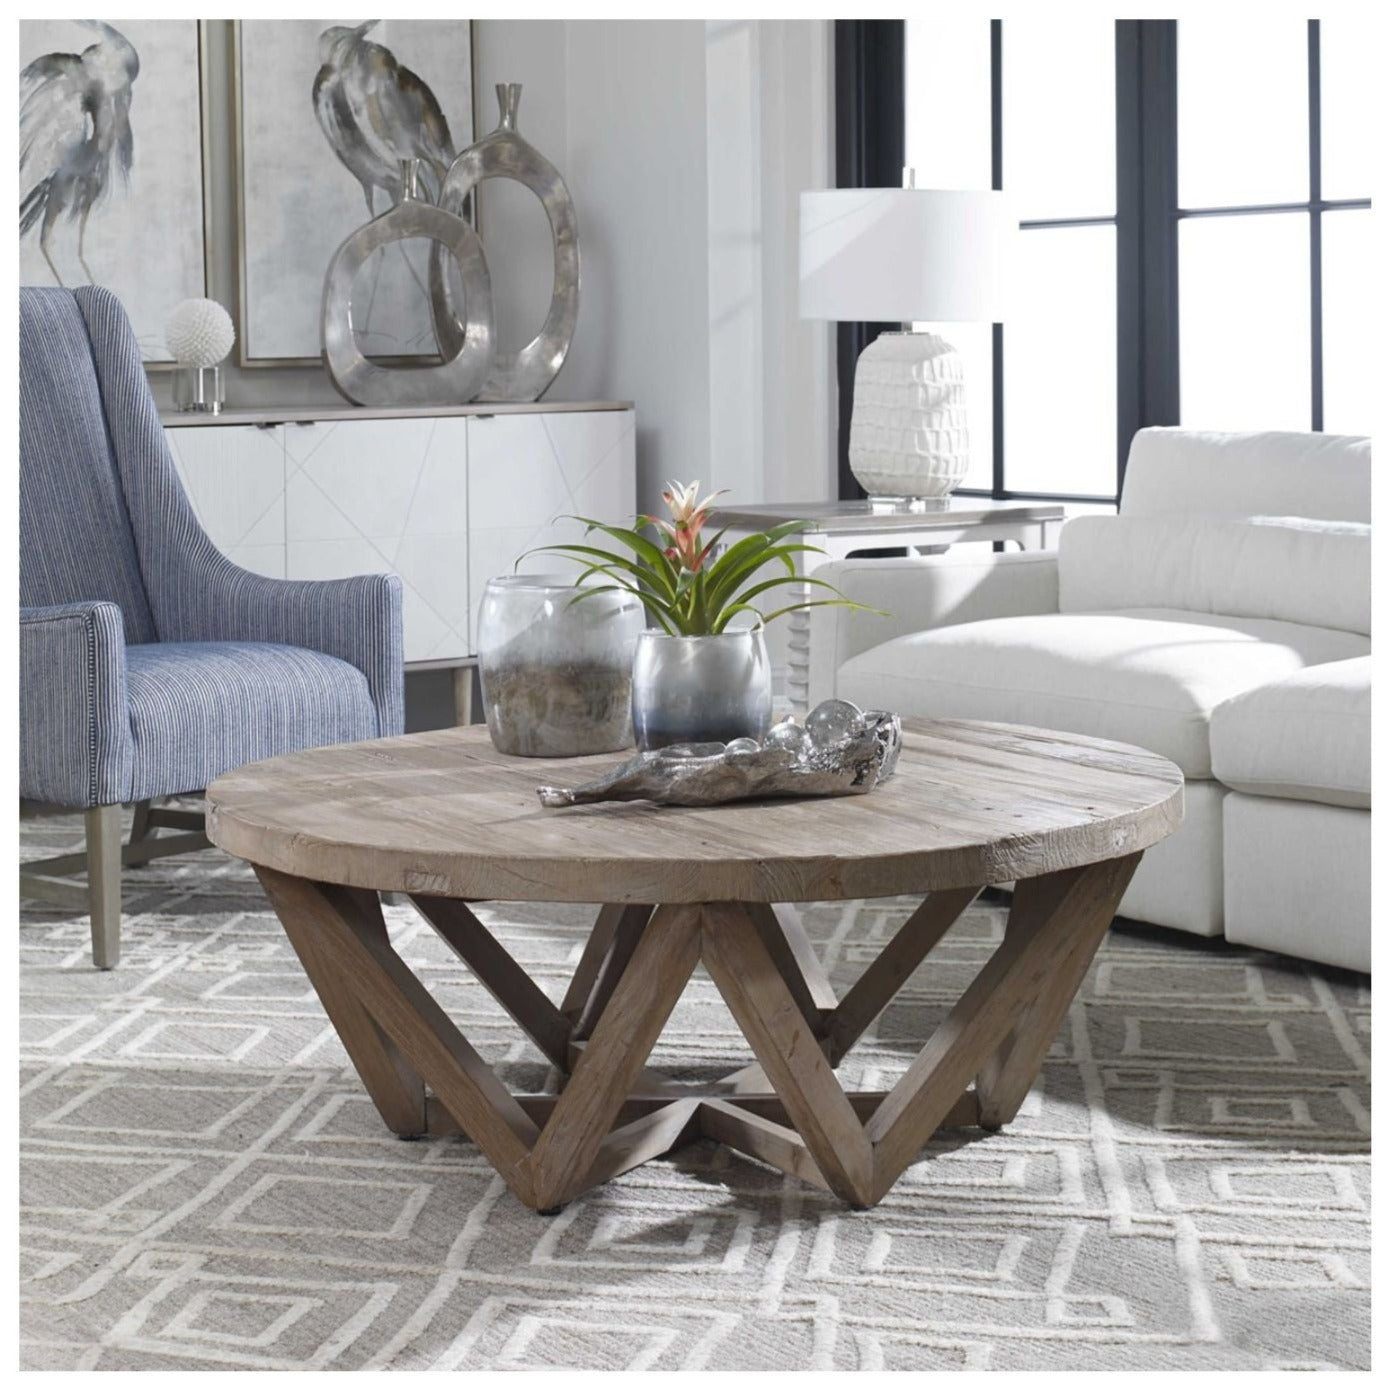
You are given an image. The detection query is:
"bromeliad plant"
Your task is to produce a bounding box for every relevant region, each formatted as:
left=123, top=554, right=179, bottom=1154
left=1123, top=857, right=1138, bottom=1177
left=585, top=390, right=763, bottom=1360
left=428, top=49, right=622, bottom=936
left=530, top=480, right=880, bottom=636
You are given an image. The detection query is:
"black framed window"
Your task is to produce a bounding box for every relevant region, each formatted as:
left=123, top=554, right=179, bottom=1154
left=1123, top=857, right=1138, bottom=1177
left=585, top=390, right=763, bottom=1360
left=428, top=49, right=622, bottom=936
left=1174, top=16, right=1371, bottom=436
left=840, top=17, right=1372, bottom=503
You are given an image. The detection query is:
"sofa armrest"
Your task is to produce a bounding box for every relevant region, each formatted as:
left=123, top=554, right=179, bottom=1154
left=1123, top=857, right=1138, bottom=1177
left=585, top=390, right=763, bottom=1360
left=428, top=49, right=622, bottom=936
left=20, top=601, right=133, bottom=807
left=809, top=551, right=1060, bottom=706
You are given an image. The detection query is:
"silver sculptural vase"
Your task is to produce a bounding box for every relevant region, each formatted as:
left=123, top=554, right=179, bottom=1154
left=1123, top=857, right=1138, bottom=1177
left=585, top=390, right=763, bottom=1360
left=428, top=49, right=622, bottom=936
left=537, top=699, right=903, bottom=809
left=322, top=158, right=496, bottom=407
left=631, top=626, right=773, bottom=752
left=430, top=83, right=580, bottom=403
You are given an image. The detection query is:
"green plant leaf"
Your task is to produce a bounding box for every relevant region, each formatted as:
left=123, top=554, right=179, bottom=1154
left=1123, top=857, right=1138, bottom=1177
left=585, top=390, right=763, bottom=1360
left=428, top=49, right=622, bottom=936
left=704, top=537, right=825, bottom=613
left=570, top=556, right=681, bottom=608
left=523, top=543, right=690, bottom=631
left=525, top=541, right=655, bottom=581
left=710, top=572, right=848, bottom=626
left=730, top=597, right=872, bottom=628
left=576, top=518, right=680, bottom=596
left=565, top=579, right=675, bottom=634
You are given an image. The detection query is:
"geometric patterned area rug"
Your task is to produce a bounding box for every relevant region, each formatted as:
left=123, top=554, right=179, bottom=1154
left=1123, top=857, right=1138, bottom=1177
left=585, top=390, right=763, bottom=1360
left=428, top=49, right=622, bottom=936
left=20, top=812, right=1370, bottom=1371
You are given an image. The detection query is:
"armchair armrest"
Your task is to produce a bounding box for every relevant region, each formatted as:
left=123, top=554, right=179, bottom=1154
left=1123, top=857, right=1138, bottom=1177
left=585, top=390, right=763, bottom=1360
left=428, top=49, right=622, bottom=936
left=159, top=562, right=406, bottom=737
left=808, top=551, right=1060, bottom=706
left=20, top=601, right=132, bottom=807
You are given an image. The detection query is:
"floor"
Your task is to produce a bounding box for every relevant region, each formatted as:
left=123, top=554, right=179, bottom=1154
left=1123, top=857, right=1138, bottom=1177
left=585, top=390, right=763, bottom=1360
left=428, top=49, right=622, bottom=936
left=19, top=814, right=1371, bottom=1370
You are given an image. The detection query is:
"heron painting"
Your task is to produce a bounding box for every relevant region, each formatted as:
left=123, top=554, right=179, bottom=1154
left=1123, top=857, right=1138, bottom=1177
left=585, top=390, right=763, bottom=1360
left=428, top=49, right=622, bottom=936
left=236, top=19, right=474, bottom=363
left=19, top=20, right=139, bottom=286
left=312, top=20, right=456, bottom=214
left=18, top=20, right=209, bottom=362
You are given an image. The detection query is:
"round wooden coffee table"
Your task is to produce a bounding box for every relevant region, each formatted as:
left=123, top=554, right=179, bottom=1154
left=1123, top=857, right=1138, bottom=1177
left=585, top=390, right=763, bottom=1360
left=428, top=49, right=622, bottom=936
left=206, top=719, right=1182, bottom=1211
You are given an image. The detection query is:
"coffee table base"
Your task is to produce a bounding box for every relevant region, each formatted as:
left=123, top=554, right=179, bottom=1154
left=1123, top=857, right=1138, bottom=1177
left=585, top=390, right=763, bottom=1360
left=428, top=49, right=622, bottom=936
left=256, top=854, right=1141, bottom=1211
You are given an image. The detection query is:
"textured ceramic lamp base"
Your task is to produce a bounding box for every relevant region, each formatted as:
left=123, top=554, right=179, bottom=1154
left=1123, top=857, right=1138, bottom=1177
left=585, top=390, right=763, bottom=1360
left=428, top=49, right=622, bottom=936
left=848, top=331, right=970, bottom=498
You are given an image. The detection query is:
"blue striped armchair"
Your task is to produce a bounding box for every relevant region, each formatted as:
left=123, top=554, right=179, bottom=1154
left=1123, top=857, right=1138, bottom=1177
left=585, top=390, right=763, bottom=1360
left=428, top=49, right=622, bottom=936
left=20, top=285, right=404, bottom=967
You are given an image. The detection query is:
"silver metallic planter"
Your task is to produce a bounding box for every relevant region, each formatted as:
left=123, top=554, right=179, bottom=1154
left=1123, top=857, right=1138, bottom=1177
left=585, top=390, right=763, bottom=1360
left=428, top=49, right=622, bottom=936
left=631, top=627, right=773, bottom=752
left=431, top=84, right=579, bottom=403
left=477, top=575, right=643, bottom=757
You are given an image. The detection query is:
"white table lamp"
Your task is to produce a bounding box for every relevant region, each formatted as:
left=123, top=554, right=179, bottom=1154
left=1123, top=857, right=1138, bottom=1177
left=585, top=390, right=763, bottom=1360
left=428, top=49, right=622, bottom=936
left=799, top=183, right=1011, bottom=499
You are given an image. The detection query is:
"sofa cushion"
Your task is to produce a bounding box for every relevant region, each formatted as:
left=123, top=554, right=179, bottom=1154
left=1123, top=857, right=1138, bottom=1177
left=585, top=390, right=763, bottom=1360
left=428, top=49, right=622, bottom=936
left=1059, top=513, right=1370, bottom=636
left=1210, top=657, right=1370, bottom=809
left=1121, top=427, right=1370, bottom=523
left=125, top=640, right=379, bottom=800
left=836, top=609, right=1369, bottom=779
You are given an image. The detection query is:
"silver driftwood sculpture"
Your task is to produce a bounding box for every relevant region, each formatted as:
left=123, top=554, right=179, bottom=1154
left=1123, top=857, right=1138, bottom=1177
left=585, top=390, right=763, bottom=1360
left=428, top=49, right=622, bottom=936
left=537, top=699, right=902, bottom=809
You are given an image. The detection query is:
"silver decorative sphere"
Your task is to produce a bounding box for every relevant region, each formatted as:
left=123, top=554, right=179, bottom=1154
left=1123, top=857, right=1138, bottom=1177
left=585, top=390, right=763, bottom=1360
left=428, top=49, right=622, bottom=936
left=165, top=298, right=235, bottom=368
left=765, top=721, right=808, bottom=753
left=804, top=698, right=864, bottom=747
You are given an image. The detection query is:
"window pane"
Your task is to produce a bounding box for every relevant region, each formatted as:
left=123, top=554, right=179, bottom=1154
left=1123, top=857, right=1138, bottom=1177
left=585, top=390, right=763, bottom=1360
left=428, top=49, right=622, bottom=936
left=1179, top=19, right=1308, bottom=208
left=1004, top=226, right=1116, bottom=497
left=1179, top=214, right=1310, bottom=431
left=909, top=319, right=993, bottom=491
left=1004, top=17, right=1115, bottom=219
left=1322, top=210, right=1372, bottom=435
left=1320, top=19, right=1373, bottom=200
left=905, top=17, right=991, bottom=189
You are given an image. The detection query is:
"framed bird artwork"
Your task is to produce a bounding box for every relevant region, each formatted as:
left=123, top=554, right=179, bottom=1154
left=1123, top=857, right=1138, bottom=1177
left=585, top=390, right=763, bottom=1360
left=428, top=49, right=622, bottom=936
left=233, top=19, right=476, bottom=367
left=18, top=19, right=213, bottom=366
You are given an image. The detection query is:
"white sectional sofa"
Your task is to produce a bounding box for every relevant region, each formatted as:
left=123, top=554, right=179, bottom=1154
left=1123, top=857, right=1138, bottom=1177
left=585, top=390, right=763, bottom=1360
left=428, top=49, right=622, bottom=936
left=810, top=429, right=1371, bottom=972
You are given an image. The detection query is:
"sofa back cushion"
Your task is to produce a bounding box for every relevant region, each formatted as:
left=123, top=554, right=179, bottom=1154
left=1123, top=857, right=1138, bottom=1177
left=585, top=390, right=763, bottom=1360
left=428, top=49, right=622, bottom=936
left=1059, top=513, right=1371, bottom=636
left=1121, top=428, right=1370, bottom=523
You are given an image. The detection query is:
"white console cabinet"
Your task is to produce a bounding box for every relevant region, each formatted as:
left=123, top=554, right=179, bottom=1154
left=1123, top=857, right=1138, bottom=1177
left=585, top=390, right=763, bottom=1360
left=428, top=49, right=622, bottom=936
left=164, top=403, right=636, bottom=665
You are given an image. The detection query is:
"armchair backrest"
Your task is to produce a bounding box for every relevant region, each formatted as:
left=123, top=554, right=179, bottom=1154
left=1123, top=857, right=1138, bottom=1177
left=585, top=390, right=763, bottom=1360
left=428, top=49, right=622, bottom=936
left=20, top=287, right=157, bottom=643
left=1119, top=427, right=1370, bottom=522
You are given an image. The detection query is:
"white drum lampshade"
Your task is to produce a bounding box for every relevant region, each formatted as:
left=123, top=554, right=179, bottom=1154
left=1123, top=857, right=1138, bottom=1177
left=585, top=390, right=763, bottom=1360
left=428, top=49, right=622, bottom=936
left=799, top=187, right=1011, bottom=498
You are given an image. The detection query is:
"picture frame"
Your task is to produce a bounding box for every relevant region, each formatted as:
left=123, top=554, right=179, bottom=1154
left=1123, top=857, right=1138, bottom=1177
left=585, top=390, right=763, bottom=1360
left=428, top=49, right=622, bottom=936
left=18, top=19, right=213, bottom=369
left=232, top=19, right=477, bottom=368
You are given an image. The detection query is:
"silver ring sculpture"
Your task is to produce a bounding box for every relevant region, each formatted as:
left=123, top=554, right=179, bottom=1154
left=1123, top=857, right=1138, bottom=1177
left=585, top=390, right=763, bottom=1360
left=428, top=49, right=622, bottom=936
left=430, top=83, right=580, bottom=402
left=322, top=158, right=495, bottom=407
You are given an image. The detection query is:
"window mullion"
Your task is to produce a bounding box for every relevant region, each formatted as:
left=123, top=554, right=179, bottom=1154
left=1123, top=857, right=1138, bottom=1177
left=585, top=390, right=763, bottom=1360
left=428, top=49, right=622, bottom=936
left=990, top=19, right=1005, bottom=501
left=1309, top=19, right=1324, bottom=430
left=1138, top=21, right=1181, bottom=448
left=1115, top=21, right=1143, bottom=490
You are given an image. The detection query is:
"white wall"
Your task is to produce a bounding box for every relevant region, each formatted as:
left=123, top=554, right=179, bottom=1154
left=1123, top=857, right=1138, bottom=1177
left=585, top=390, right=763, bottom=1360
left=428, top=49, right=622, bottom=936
left=558, top=19, right=835, bottom=514
left=561, top=20, right=715, bottom=508
left=161, top=19, right=837, bottom=516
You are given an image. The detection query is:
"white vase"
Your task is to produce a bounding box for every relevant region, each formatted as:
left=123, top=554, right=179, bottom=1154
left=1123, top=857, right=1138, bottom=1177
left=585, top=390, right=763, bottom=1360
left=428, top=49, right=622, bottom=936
left=848, top=331, right=970, bottom=498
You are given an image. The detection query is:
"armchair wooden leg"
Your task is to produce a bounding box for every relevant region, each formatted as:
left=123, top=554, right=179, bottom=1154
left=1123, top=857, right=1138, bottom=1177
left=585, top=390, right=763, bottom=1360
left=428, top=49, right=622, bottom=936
left=126, top=800, right=153, bottom=865
left=85, top=805, right=123, bottom=969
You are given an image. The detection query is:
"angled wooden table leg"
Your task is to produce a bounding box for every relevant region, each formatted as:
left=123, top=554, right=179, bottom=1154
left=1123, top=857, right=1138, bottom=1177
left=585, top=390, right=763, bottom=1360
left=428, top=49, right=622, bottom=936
left=568, top=904, right=654, bottom=1041
left=827, top=886, right=980, bottom=1063
left=702, top=902, right=875, bottom=1206
left=867, top=854, right=1143, bottom=1201
left=692, top=857, right=1140, bottom=1207
left=560, top=903, right=625, bottom=1020
left=975, top=853, right=1141, bottom=1128
left=528, top=903, right=703, bottom=1209
left=257, top=867, right=426, bottom=1137
left=256, top=867, right=540, bottom=1204
left=410, top=895, right=573, bottom=1070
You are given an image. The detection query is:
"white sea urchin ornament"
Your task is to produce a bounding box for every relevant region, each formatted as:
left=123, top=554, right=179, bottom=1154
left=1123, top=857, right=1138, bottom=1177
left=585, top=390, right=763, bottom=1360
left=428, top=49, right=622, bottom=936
left=164, top=298, right=235, bottom=368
